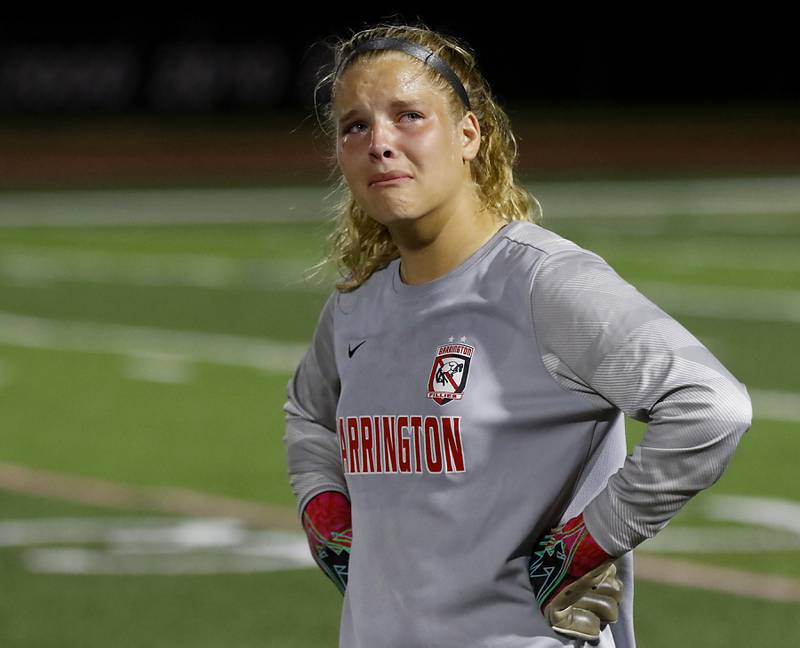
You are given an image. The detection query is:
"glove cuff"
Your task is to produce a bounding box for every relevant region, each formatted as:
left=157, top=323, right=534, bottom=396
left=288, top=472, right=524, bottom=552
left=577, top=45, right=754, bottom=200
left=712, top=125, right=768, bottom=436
left=302, top=490, right=353, bottom=595
left=567, top=512, right=613, bottom=575
left=531, top=511, right=614, bottom=610
left=302, top=490, right=352, bottom=541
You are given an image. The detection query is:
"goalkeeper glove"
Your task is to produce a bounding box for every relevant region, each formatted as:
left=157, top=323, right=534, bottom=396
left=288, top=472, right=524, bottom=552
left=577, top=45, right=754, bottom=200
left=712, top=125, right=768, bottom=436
left=302, top=490, right=352, bottom=595
left=529, top=512, right=623, bottom=644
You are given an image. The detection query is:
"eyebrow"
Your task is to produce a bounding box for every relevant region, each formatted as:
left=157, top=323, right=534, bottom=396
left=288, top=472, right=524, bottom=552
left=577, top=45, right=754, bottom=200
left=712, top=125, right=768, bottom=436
left=337, top=98, right=426, bottom=124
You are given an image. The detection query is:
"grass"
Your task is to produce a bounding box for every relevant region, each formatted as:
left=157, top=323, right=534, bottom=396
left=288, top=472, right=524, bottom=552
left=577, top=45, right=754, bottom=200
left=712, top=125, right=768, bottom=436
left=0, top=184, right=797, bottom=646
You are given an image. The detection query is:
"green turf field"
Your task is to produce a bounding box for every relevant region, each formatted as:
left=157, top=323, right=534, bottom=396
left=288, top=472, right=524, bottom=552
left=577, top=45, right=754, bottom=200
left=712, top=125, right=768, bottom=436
left=0, top=181, right=798, bottom=646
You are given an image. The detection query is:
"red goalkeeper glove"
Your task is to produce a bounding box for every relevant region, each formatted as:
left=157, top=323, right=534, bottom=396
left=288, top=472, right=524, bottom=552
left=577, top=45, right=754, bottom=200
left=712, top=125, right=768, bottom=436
left=301, top=490, right=352, bottom=595
left=528, top=512, right=623, bottom=643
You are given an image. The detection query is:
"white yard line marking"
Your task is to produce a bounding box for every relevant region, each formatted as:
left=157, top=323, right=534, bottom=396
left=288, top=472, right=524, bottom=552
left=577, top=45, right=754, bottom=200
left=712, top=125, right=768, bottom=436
left=0, top=516, right=246, bottom=547
left=122, top=352, right=195, bottom=384
left=0, top=187, right=330, bottom=227
left=0, top=311, right=308, bottom=373
left=1, top=177, right=799, bottom=228
left=748, top=390, right=800, bottom=424
left=535, top=176, right=800, bottom=219
left=2, top=246, right=798, bottom=321
left=0, top=516, right=314, bottom=575
left=638, top=494, right=800, bottom=553
left=593, top=240, right=800, bottom=271
left=23, top=547, right=312, bottom=575
left=0, top=464, right=799, bottom=597
left=0, top=313, right=796, bottom=421
left=636, top=526, right=800, bottom=553
left=703, top=494, right=800, bottom=534
left=0, top=247, right=330, bottom=292
left=636, top=282, right=800, bottom=324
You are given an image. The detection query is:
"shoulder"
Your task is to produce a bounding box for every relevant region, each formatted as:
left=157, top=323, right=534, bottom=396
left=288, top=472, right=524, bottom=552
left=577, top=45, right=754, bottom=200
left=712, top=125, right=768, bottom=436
left=493, top=220, right=614, bottom=283
left=496, top=220, right=610, bottom=268
left=497, top=222, right=647, bottom=324
left=333, top=260, right=397, bottom=316
left=500, top=220, right=588, bottom=257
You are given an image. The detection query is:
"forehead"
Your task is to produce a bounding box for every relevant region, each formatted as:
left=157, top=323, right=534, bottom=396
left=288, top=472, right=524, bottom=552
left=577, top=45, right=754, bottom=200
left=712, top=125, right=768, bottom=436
left=333, top=54, right=449, bottom=116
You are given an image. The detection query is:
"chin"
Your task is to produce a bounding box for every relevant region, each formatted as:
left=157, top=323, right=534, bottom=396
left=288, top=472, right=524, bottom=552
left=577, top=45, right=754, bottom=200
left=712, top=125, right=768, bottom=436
left=363, top=203, right=422, bottom=225
left=371, top=211, right=424, bottom=228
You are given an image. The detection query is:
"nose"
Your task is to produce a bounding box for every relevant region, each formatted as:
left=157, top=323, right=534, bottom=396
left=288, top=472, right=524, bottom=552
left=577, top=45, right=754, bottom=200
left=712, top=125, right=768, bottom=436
left=368, top=120, right=395, bottom=160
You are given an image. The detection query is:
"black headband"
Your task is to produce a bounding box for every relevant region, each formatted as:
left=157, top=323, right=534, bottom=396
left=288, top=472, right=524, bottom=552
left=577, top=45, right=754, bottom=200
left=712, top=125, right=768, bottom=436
left=333, top=36, right=471, bottom=112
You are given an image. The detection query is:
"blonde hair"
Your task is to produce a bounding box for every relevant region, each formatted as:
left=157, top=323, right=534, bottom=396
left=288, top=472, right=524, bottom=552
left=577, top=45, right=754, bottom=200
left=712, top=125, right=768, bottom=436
left=308, top=18, right=542, bottom=293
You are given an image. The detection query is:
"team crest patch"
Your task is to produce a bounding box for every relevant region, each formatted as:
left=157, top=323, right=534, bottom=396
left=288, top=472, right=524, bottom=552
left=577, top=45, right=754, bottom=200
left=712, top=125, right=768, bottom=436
left=426, top=339, right=474, bottom=405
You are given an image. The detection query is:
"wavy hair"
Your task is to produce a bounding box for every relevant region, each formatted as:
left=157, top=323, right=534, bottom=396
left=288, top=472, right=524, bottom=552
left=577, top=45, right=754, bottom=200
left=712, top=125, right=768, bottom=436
left=307, top=18, right=542, bottom=293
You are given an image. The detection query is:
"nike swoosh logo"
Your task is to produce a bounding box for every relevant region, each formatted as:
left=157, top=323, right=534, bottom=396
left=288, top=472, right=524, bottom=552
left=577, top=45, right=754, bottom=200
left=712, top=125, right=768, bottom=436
left=348, top=340, right=366, bottom=358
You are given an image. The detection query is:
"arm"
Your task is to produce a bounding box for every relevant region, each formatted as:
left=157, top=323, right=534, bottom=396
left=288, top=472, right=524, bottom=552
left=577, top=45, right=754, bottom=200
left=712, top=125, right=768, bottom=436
left=527, top=247, right=752, bottom=641
left=531, top=247, right=753, bottom=556
left=282, top=291, right=352, bottom=592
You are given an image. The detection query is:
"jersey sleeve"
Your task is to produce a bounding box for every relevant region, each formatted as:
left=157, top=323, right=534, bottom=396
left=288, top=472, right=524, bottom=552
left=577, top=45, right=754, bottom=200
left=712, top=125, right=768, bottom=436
left=531, top=248, right=753, bottom=557
left=283, top=290, right=350, bottom=522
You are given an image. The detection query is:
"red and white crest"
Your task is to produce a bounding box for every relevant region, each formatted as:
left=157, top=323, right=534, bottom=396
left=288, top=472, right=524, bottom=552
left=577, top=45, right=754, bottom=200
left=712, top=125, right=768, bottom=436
left=426, top=341, right=474, bottom=406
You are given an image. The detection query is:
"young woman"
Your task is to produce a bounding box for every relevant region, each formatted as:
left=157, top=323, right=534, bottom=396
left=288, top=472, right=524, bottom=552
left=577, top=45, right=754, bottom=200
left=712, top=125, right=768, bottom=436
left=283, top=21, right=753, bottom=648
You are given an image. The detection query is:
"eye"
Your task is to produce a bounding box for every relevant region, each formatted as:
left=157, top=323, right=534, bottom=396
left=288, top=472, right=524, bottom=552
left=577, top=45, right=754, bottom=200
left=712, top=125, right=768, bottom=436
left=342, top=121, right=366, bottom=135
left=341, top=112, right=422, bottom=136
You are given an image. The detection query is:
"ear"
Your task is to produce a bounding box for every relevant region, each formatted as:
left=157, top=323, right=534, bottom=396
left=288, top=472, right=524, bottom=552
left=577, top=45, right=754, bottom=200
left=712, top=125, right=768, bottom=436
left=459, top=111, right=482, bottom=162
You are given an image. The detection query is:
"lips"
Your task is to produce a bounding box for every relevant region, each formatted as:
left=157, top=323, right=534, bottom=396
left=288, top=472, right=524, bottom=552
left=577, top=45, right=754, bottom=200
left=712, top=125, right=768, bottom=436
left=369, top=171, right=412, bottom=186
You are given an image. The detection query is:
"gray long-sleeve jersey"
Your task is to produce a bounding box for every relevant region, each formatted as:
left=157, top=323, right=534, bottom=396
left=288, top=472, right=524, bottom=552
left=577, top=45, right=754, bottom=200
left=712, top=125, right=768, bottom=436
left=283, top=220, right=753, bottom=648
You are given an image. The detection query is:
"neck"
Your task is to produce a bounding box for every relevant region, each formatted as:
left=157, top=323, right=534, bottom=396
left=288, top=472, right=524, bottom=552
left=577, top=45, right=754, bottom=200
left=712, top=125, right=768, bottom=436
left=391, top=191, right=504, bottom=285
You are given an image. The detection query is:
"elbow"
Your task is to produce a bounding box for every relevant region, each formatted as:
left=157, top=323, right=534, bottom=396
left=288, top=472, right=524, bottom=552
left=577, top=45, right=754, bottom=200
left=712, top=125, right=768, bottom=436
left=728, top=382, right=753, bottom=440
left=707, top=382, right=752, bottom=449
left=740, top=385, right=753, bottom=428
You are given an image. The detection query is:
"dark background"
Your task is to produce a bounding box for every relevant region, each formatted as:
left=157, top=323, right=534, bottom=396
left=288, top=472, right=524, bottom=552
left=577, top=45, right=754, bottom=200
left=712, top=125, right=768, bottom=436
left=1, top=12, right=797, bottom=186
left=1, top=13, right=796, bottom=114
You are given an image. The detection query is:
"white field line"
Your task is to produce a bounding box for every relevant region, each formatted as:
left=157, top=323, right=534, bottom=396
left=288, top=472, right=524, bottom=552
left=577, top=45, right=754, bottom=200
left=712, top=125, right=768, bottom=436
left=122, top=353, right=195, bottom=384
left=749, top=390, right=800, bottom=424
left=636, top=526, right=800, bottom=553
left=596, top=240, right=800, bottom=271
left=1, top=461, right=799, bottom=598
left=702, top=494, right=800, bottom=534
left=635, top=282, right=800, bottom=324
left=0, top=311, right=796, bottom=422
left=1, top=177, right=800, bottom=228
left=0, top=248, right=332, bottom=293
left=0, top=516, right=314, bottom=575
left=0, top=311, right=308, bottom=374
left=0, top=187, right=331, bottom=227
left=23, top=547, right=312, bottom=575
left=2, top=246, right=800, bottom=322
left=2, top=243, right=798, bottom=293
left=638, top=494, right=800, bottom=553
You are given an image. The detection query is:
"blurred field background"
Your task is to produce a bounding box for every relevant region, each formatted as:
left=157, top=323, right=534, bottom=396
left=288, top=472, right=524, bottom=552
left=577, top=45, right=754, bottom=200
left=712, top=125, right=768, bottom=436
left=1, top=13, right=799, bottom=648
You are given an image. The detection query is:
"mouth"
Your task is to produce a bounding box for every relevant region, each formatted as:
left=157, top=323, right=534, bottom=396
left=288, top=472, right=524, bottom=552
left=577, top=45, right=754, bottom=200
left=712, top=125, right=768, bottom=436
left=369, top=176, right=413, bottom=188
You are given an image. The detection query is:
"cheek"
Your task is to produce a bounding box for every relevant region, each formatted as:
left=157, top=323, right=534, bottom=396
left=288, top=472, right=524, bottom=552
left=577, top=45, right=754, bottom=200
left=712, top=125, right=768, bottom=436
left=337, top=142, right=360, bottom=182
left=419, top=134, right=462, bottom=181
left=408, top=130, right=448, bottom=171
